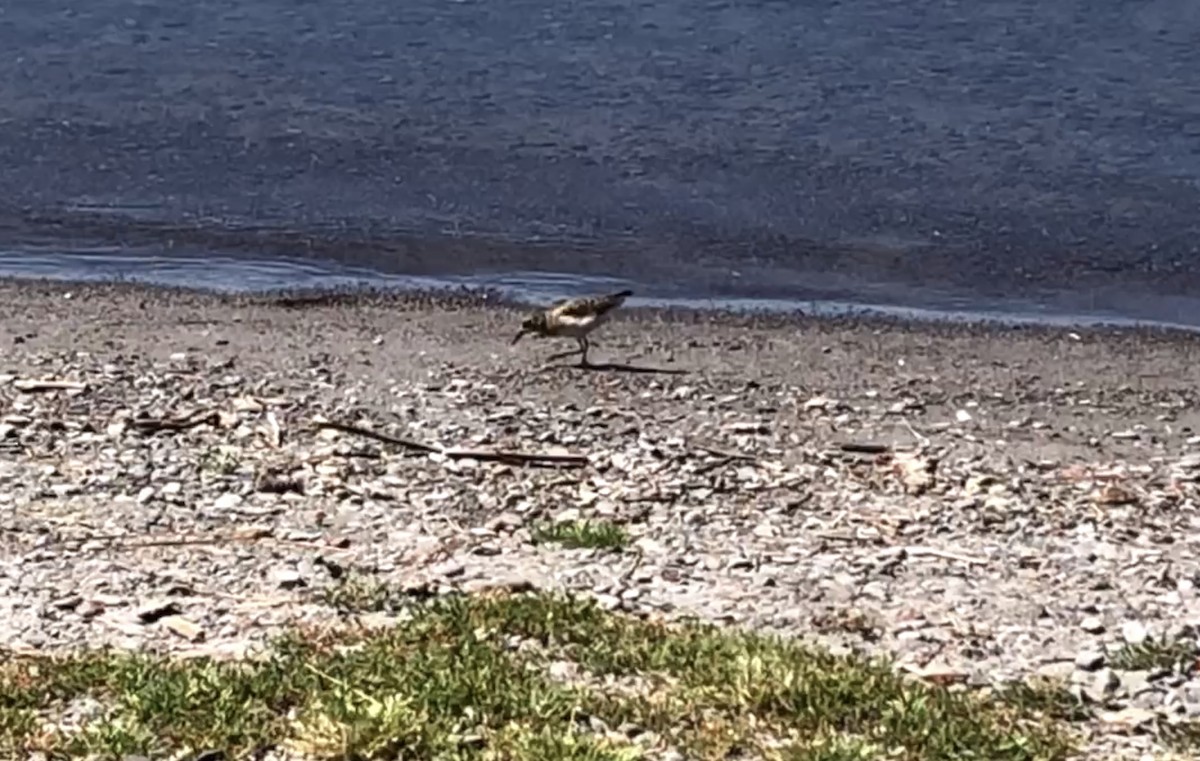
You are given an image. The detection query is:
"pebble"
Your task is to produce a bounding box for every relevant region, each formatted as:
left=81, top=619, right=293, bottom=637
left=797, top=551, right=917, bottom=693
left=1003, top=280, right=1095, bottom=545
left=274, top=570, right=306, bottom=590
left=213, top=493, right=243, bottom=510
left=1080, top=616, right=1106, bottom=634
left=136, top=600, right=183, bottom=624
left=1076, top=649, right=1107, bottom=672
left=1120, top=620, right=1150, bottom=645
left=432, top=560, right=466, bottom=579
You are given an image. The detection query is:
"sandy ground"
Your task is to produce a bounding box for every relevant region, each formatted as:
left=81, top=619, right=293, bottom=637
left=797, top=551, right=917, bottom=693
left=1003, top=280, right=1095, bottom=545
left=3, top=279, right=1200, bottom=758
left=4, top=278, right=1199, bottom=398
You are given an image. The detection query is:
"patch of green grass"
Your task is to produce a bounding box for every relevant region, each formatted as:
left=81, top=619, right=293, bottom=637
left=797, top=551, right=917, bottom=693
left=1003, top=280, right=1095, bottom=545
left=530, top=520, right=629, bottom=551
left=1, top=590, right=1079, bottom=760
left=1162, top=719, right=1200, bottom=753
left=321, top=574, right=407, bottom=614
left=993, top=679, right=1093, bottom=723
left=1110, top=634, right=1199, bottom=673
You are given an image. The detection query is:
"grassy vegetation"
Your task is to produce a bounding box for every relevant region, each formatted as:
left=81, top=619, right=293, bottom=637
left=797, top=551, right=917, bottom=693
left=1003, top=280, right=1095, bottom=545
left=1110, top=633, right=1199, bottom=673
left=1162, top=719, right=1200, bottom=754
left=1, top=587, right=1082, bottom=760
left=530, top=519, right=630, bottom=551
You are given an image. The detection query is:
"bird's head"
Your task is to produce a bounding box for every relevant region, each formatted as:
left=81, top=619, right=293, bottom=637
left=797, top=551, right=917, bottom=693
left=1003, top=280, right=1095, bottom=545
left=511, top=312, right=548, bottom=345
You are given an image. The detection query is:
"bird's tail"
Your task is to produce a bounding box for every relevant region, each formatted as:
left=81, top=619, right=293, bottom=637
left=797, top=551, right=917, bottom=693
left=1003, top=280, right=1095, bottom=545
left=592, top=289, right=633, bottom=314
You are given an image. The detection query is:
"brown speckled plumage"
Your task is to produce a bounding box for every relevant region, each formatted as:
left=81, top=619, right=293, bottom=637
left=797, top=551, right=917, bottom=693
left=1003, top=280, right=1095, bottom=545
left=510, top=289, right=633, bottom=365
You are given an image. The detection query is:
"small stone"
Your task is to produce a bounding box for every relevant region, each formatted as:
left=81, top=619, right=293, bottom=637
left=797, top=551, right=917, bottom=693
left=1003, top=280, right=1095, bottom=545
left=554, top=508, right=582, bottom=524
left=1035, top=661, right=1076, bottom=681
left=1078, top=668, right=1121, bottom=703
left=432, top=560, right=465, bottom=579
left=891, top=452, right=937, bottom=495
left=633, top=537, right=667, bottom=556
left=1095, top=483, right=1137, bottom=506
left=486, top=512, right=524, bottom=532
left=1080, top=616, right=1106, bottom=634
left=213, top=493, right=243, bottom=510
left=547, top=660, right=580, bottom=680
left=161, top=615, right=206, bottom=643
left=1121, top=670, right=1158, bottom=700
left=136, top=600, right=183, bottom=624
left=50, top=595, right=83, bottom=611
left=1121, top=621, right=1150, bottom=646
left=1075, top=649, right=1107, bottom=671
left=77, top=600, right=105, bottom=620
left=595, top=594, right=621, bottom=610
left=1097, top=706, right=1158, bottom=732
left=274, top=569, right=306, bottom=589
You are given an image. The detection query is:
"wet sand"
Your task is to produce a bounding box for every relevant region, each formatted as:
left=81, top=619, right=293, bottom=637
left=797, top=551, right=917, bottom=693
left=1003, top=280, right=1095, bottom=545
left=3, top=277, right=1198, bottom=415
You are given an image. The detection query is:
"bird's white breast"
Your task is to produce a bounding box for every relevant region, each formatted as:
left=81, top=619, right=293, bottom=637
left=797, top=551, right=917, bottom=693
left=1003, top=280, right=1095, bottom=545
left=555, top=311, right=606, bottom=336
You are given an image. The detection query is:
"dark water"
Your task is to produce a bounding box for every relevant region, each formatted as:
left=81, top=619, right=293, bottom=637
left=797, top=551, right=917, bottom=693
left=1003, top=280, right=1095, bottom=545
left=1, top=0, right=1199, bottom=327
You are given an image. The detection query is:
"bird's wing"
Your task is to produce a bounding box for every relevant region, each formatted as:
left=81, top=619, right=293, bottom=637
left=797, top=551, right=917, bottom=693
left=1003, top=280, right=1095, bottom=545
left=555, top=290, right=632, bottom=319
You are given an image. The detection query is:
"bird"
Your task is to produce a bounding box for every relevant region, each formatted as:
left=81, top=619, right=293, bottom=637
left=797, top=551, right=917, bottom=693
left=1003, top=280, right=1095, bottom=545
left=510, top=289, right=633, bottom=366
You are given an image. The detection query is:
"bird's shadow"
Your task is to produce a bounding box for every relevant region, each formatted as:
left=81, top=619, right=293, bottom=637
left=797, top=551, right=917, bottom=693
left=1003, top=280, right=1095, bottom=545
left=539, top=360, right=687, bottom=376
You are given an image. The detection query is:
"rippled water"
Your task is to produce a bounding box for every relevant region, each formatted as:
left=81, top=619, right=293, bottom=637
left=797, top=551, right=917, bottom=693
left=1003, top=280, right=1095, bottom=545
left=0, top=0, right=1198, bottom=327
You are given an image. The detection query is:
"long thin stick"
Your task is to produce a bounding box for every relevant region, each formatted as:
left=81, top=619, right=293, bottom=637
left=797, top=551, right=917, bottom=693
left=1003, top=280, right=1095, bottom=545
left=313, top=419, right=589, bottom=468
left=313, top=419, right=440, bottom=454
left=131, top=409, right=221, bottom=433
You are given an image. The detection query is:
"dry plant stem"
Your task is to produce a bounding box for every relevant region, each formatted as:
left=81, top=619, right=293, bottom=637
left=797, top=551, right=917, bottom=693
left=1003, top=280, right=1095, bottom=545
left=838, top=442, right=893, bottom=455
left=313, top=418, right=589, bottom=468
left=38, top=528, right=350, bottom=555
left=897, top=546, right=990, bottom=566
left=312, top=418, right=440, bottom=454
left=11, top=378, right=88, bottom=392
left=695, top=445, right=757, bottom=461
left=132, top=408, right=222, bottom=433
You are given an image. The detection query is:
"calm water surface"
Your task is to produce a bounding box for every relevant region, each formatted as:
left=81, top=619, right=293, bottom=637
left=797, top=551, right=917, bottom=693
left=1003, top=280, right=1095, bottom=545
left=0, top=0, right=1198, bottom=326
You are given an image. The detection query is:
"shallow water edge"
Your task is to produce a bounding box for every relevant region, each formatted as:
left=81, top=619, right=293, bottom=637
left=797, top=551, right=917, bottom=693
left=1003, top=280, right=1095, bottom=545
left=2, top=244, right=1199, bottom=340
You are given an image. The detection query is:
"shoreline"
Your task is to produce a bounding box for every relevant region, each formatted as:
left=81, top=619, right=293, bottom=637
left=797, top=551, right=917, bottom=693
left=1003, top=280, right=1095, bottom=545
left=4, top=207, right=1200, bottom=335
left=4, top=274, right=1200, bottom=347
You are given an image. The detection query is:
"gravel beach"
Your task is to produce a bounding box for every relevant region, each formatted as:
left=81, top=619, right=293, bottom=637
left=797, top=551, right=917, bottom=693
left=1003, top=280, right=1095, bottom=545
left=3, top=279, right=1200, bottom=758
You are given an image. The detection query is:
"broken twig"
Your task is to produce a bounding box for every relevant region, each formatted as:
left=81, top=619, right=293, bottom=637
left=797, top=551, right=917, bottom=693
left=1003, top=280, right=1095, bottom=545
left=131, top=409, right=222, bottom=434
left=12, top=379, right=88, bottom=393
left=837, top=442, right=892, bottom=455
left=313, top=419, right=440, bottom=454
left=313, top=418, right=589, bottom=468
left=903, top=545, right=989, bottom=566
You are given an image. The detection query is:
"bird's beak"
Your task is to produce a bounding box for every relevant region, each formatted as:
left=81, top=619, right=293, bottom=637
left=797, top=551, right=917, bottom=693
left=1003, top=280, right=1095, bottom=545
left=511, top=329, right=528, bottom=345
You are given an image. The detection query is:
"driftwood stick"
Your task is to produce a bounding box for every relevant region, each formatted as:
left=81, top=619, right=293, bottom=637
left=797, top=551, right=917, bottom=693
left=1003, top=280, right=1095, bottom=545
left=12, top=379, right=89, bottom=393
left=314, top=419, right=589, bottom=468
left=837, top=442, right=892, bottom=455
left=441, top=447, right=589, bottom=467
left=313, top=419, right=440, bottom=454
left=903, top=545, right=989, bottom=566
left=696, top=445, right=757, bottom=462
left=132, top=409, right=221, bottom=433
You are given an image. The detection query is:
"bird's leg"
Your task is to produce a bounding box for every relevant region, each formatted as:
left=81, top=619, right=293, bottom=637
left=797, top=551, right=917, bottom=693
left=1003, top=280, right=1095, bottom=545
left=545, top=340, right=585, bottom=363
left=577, top=336, right=591, bottom=366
